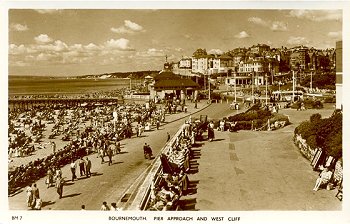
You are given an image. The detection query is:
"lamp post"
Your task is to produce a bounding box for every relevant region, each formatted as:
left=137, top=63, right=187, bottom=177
left=251, top=72, right=254, bottom=101
left=234, top=71, right=237, bottom=103
left=265, top=75, right=268, bottom=106
left=208, top=70, right=211, bottom=102
left=310, top=69, right=313, bottom=90
left=292, top=70, right=296, bottom=102
left=278, top=81, right=281, bottom=92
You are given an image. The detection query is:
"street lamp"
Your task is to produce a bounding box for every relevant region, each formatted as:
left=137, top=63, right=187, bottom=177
left=310, top=69, right=313, bottom=90
left=234, top=71, right=237, bottom=103
left=251, top=72, right=254, bottom=101
left=265, top=75, right=268, bottom=106
left=208, top=70, right=211, bottom=102
left=292, top=70, right=295, bottom=102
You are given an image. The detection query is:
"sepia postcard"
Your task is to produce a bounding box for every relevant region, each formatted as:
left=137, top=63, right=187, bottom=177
left=2, top=1, right=350, bottom=224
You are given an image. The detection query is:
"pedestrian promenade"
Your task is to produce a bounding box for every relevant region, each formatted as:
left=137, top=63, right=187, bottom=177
left=8, top=100, right=210, bottom=210
left=179, top=107, right=341, bottom=210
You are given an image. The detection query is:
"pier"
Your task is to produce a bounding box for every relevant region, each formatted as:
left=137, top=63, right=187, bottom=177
left=8, top=97, right=122, bottom=111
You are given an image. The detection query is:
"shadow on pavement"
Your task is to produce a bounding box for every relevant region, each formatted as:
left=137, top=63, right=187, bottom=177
left=188, top=144, right=202, bottom=174
left=62, top=193, right=81, bottom=198
left=117, top=151, right=128, bottom=155
left=65, top=182, right=75, bottom=186
left=185, top=180, right=199, bottom=195
left=42, top=200, right=55, bottom=208
left=91, top=172, right=103, bottom=177
left=178, top=198, right=198, bottom=211
left=212, top=138, right=225, bottom=142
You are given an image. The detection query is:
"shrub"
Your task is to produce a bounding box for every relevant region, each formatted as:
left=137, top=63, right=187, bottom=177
left=269, top=113, right=290, bottom=125
left=294, top=110, right=342, bottom=159
left=310, top=113, right=322, bottom=123
left=235, top=121, right=252, bottom=130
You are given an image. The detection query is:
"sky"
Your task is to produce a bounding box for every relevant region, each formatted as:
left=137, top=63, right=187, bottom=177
left=8, top=9, right=342, bottom=76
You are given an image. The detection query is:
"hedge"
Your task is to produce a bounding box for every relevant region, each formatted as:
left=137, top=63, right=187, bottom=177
left=294, top=110, right=342, bottom=158
left=227, top=104, right=289, bottom=131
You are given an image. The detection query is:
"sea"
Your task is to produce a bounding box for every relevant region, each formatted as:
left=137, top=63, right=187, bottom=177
left=8, top=76, right=133, bottom=96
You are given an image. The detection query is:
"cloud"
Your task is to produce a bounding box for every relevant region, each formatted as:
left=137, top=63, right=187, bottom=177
left=34, top=34, right=53, bottom=44
left=174, top=47, right=184, bottom=52
left=9, top=44, right=28, bottom=55
left=183, top=34, right=194, bottom=40
left=34, top=9, right=62, bottom=14
left=10, top=36, right=137, bottom=67
left=208, top=49, right=223, bottom=55
left=10, top=23, right=29, bottom=32
left=235, top=31, right=250, bottom=39
left=248, top=17, right=268, bottom=26
left=36, top=52, right=58, bottom=61
left=327, top=31, right=342, bottom=39
left=124, top=20, right=143, bottom=31
left=271, top=21, right=287, bottom=31
left=248, top=17, right=287, bottom=32
left=105, top=38, right=135, bottom=51
left=136, top=48, right=165, bottom=57
left=111, top=20, right=144, bottom=34
left=287, top=36, right=310, bottom=46
left=289, top=10, right=342, bottom=22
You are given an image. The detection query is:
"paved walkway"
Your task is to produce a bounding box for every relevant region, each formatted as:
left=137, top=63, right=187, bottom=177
left=8, top=100, right=210, bottom=210
left=180, top=106, right=342, bottom=210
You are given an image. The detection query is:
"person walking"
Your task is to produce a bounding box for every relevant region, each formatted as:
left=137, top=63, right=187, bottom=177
left=99, top=148, right=105, bottom=164
left=51, top=141, right=56, bottom=154
left=31, top=184, right=39, bottom=209
left=107, top=148, right=113, bottom=166
left=100, top=201, right=110, bottom=211
left=110, top=203, right=120, bottom=211
left=46, top=168, right=53, bottom=188
left=25, top=185, right=33, bottom=208
left=116, top=141, right=121, bottom=154
left=167, top=132, right=171, bottom=142
left=79, top=157, right=86, bottom=177
left=85, top=157, right=92, bottom=177
left=70, top=160, right=77, bottom=182
left=156, top=120, right=160, bottom=130
left=55, top=176, right=64, bottom=199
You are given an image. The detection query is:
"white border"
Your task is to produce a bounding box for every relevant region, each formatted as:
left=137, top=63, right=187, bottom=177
left=2, top=1, right=350, bottom=224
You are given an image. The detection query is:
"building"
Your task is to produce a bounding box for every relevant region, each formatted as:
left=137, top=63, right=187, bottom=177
left=290, top=48, right=308, bottom=70
left=335, top=41, right=342, bottom=110
left=250, top=44, right=271, bottom=55
left=237, top=57, right=268, bottom=85
left=192, top=55, right=208, bottom=74
left=172, top=57, right=193, bottom=77
left=150, top=60, right=199, bottom=101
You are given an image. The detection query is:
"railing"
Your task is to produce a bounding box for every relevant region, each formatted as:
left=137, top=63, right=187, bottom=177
left=127, top=123, right=187, bottom=210
left=124, top=94, right=150, bottom=100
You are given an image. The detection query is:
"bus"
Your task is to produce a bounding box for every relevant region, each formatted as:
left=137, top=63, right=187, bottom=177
left=272, top=90, right=304, bottom=102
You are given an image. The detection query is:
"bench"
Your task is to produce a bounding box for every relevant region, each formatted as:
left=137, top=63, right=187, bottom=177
left=335, top=179, right=343, bottom=201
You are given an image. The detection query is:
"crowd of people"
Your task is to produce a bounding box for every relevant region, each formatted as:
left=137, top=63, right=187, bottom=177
left=147, top=117, right=209, bottom=211
left=8, top=91, right=196, bottom=206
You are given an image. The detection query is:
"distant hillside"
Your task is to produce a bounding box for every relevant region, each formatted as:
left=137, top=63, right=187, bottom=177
left=78, top=70, right=160, bottom=79
left=9, top=70, right=160, bottom=79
